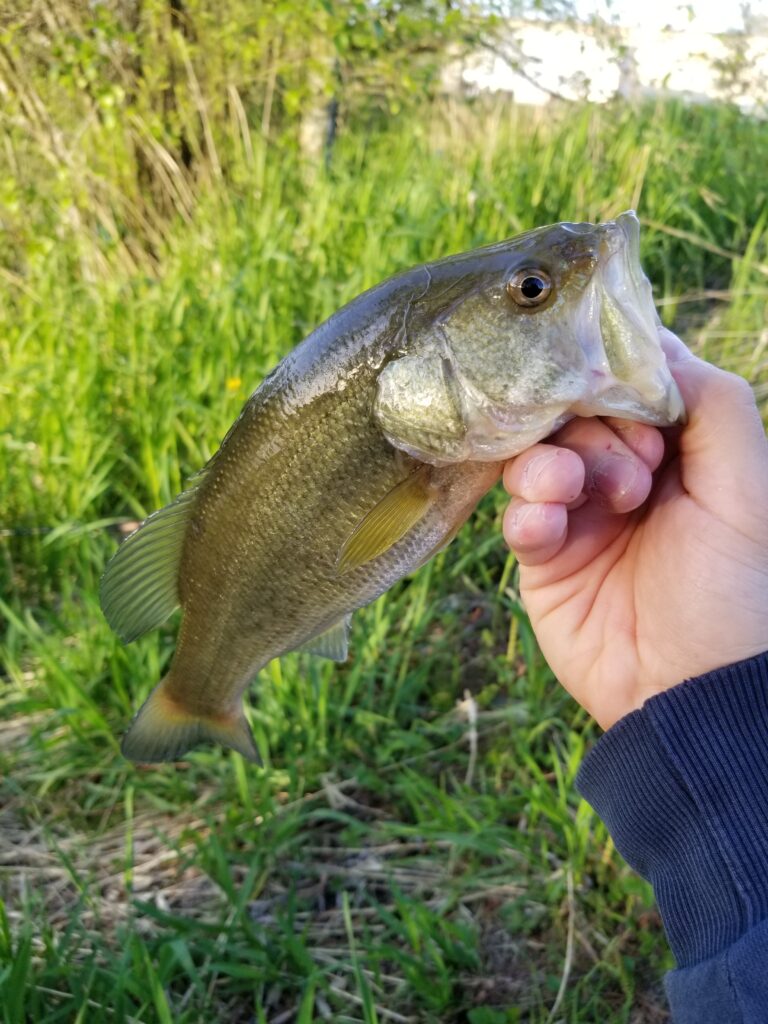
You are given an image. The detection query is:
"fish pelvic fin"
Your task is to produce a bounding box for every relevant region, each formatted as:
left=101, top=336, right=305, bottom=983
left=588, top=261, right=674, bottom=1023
left=298, top=614, right=353, bottom=662
left=120, top=678, right=261, bottom=764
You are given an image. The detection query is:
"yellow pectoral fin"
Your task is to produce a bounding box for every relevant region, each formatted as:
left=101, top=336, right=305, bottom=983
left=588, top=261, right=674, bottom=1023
left=337, top=467, right=433, bottom=574
left=120, top=679, right=260, bottom=764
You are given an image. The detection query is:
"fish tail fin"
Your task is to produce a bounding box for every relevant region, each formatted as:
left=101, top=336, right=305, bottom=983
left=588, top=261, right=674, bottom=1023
left=120, top=677, right=261, bottom=764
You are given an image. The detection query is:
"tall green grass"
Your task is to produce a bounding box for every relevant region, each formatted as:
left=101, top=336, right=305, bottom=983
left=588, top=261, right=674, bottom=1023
left=2, top=96, right=767, bottom=1022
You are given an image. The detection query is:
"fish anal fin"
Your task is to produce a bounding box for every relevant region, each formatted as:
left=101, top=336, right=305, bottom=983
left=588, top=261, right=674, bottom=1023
left=299, top=614, right=352, bottom=662
left=100, top=485, right=201, bottom=644
left=337, top=468, right=433, bottom=574
left=120, top=679, right=260, bottom=764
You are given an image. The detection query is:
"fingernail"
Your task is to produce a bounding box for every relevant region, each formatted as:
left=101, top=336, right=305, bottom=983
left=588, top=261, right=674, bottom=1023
left=589, top=453, right=639, bottom=501
left=508, top=503, right=536, bottom=531
left=611, top=422, right=637, bottom=439
left=522, top=450, right=560, bottom=489
left=659, top=328, right=694, bottom=365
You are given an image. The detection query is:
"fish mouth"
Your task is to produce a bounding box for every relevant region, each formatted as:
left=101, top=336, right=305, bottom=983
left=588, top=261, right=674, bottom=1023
left=570, top=211, right=686, bottom=427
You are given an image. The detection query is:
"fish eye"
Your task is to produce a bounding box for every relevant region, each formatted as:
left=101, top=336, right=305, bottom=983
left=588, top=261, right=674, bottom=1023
left=506, top=269, right=552, bottom=308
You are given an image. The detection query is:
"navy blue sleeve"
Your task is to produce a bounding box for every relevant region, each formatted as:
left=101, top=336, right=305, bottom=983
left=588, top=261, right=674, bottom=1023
left=576, top=652, right=768, bottom=1023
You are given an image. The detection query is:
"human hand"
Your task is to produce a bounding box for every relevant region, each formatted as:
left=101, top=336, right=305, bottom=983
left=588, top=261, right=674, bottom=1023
left=502, top=329, right=768, bottom=729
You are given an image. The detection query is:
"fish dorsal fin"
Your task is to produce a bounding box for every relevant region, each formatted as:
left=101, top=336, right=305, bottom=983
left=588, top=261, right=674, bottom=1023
left=337, top=467, right=433, bottom=574
left=299, top=614, right=353, bottom=662
left=100, top=486, right=199, bottom=643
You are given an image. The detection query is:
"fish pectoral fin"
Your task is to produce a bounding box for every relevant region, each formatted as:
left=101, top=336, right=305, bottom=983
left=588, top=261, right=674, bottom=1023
left=299, top=614, right=353, bottom=662
left=100, top=483, right=203, bottom=643
left=120, top=679, right=261, bottom=764
left=337, top=467, right=433, bottom=574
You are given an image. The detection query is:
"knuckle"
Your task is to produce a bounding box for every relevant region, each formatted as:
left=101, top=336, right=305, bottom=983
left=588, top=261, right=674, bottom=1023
left=719, top=369, right=755, bottom=404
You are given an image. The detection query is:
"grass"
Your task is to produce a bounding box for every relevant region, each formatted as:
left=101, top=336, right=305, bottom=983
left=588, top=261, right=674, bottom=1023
left=2, top=92, right=768, bottom=1022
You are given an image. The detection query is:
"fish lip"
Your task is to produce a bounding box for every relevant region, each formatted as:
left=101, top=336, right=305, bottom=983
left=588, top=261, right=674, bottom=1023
left=599, top=212, right=650, bottom=301
left=602, top=211, right=660, bottom=335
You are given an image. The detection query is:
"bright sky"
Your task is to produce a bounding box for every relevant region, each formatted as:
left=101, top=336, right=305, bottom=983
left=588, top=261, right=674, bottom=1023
left=574, top=0, right=767, bottom=33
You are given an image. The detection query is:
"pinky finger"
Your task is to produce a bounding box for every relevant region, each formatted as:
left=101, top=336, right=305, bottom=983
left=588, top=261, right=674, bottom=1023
left=503, top=499, right=569, bottom=566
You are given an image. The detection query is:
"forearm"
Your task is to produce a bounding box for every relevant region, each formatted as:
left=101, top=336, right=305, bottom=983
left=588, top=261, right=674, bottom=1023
left=576, top=653, right=768, bottom=1022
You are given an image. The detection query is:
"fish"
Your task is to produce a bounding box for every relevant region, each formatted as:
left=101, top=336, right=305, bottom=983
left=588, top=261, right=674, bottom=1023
left=100, top=210, right=685, bottom=763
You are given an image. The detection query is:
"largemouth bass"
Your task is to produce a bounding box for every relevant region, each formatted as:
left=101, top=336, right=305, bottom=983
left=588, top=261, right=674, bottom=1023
left=101, top=211, right=684, bottom=763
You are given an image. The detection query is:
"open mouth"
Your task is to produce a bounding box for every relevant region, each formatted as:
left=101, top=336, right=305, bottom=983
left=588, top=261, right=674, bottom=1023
left=582, top=211, right=686, bottom=426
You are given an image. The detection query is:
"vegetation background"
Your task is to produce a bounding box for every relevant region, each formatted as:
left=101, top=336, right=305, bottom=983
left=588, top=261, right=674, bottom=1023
left=1, top=1, right=767, bottom=1021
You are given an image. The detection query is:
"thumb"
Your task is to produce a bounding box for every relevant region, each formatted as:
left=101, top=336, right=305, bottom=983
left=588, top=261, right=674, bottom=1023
left=660, top=328, right=768, bottom=522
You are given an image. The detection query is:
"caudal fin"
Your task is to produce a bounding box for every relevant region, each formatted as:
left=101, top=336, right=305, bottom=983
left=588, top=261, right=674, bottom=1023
left=120, top=678, right=261, bottom=764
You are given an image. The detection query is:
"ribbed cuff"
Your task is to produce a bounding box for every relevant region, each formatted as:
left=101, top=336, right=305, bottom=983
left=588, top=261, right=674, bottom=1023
left=664, top=916, right=768, bottom=1023
left=577, top=652, right=768, bottom=968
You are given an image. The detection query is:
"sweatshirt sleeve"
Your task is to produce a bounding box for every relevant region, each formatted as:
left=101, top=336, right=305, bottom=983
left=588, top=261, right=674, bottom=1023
left=575, top=652, right=768, bottom=1023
